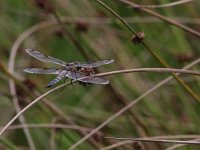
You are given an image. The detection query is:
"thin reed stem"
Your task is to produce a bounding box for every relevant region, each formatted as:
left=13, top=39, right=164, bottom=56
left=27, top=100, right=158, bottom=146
left=101, top=134, right=200, bottom=150
left=128, top=0, right=194, bottom=8
left=105, top=137, right=200, bottom=145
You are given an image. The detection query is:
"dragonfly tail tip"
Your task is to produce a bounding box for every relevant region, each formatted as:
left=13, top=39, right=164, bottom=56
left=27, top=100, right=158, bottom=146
left=45, top=84, right=52, bottom=88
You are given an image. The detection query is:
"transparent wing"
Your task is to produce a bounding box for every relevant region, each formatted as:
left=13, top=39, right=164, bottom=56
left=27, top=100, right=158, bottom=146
left=66, top=71, right=109, bottom=85
left=24, top=68, right=60, bottom=74
left=70, top=59, right=114, bottom=68
left=25, top=49, right=67, bottom=66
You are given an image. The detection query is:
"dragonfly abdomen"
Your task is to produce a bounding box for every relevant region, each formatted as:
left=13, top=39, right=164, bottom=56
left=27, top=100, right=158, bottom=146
left=46, top=70, right=67, bottom=88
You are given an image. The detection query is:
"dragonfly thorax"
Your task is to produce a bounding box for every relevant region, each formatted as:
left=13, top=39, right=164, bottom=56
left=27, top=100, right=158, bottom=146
left=78, top=67, right=95, bottom=76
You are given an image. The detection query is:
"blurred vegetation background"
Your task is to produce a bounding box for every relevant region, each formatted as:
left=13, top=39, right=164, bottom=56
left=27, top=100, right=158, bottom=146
left=0, top=0, right=200, bottom=149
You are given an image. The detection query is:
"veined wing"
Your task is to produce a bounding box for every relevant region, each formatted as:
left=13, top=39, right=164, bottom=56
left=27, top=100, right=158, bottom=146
left=24, top=68, right=60, bottom=74
left=70, top=59, right=114, bottom=68
left=66, top=71, right=109, bottom=85
left=25, top=49, right=67, bottom=66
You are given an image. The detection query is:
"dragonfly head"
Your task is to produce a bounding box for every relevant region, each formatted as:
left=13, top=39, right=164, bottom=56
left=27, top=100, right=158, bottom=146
left=66, top=62, right=78, bottom=67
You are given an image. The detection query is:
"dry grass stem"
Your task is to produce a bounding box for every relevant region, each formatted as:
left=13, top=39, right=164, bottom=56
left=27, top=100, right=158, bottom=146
left=1, top=123, right=101, bottom=133
left=101, top=135, right=200, bottom=150
left=105, top=137, right=200, bottom=145
left=129, top=0, right=194, bottom=8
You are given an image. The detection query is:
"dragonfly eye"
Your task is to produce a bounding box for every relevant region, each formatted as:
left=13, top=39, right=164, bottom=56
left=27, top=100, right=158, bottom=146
left=77, top=67, right=82, bottom=70
left=66, top=63, right=76, bottom=67
left=66, top=64, right=71, bottom=67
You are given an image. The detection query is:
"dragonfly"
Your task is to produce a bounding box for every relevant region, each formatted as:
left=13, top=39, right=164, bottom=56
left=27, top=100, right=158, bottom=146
left=24, top=49, right=114, bottom=87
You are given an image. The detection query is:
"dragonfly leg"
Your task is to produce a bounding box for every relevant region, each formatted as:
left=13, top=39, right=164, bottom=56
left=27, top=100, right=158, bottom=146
left=63, top=77, right=68, bottom=83
left=70, top=79, right=74, bottom=89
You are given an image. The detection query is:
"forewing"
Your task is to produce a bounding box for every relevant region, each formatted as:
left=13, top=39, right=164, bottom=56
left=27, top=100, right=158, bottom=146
left=66, top=71, right=109, bottom=85
left=75, top=59, right=114, bottom=68
left=24, top=68, right=60, bottom=74
left=25, top=49, right=67, bottom=66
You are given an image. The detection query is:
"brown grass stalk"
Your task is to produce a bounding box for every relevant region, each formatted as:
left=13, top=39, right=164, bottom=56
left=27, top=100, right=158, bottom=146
left=101, top=135, right=200, bottom=150
left=128, top=0, right=194, bottom=8
left=1, top=123, right=101, bottom=134
left=105, top=137, right=200, bottom=145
